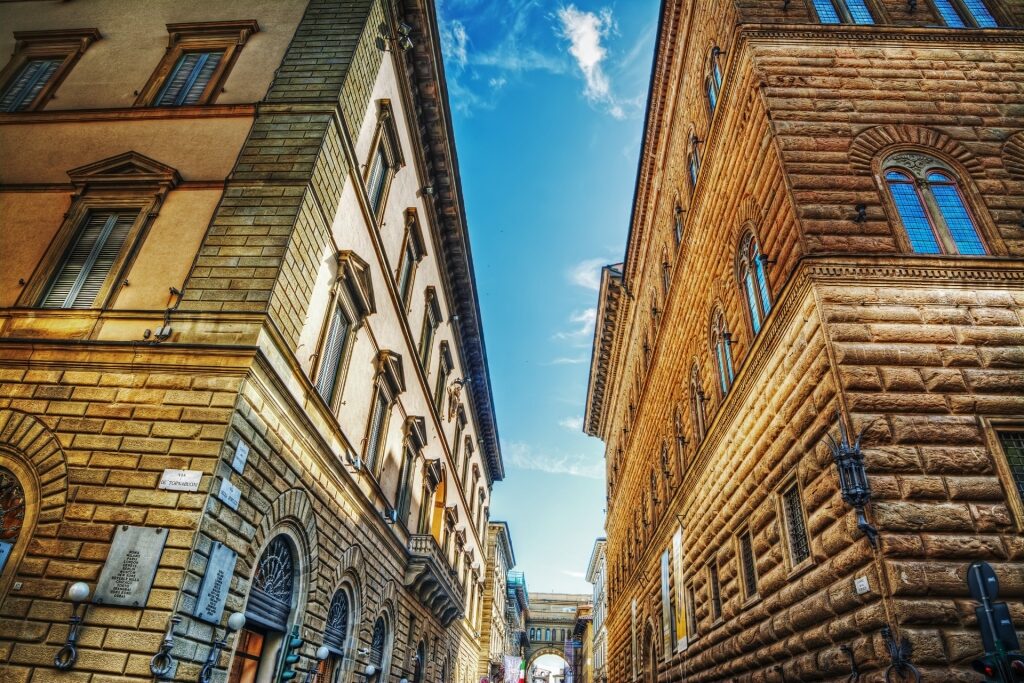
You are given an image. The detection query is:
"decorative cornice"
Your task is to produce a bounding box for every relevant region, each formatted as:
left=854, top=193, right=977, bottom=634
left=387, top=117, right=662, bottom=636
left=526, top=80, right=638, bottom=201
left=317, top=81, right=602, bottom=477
left=585, top=264, right=625, bottom=438
left=739, top=23, right=1024, bottom=46
left=0, top=103, right=256, bottom=125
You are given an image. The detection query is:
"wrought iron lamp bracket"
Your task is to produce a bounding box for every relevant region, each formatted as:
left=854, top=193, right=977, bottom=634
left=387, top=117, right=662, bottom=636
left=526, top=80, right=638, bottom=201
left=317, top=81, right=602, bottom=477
left=881, top=627, right=922, bottom=683
left=824, top=410, right=879, bottom=548
left=150, top=614, right=182, bottom=679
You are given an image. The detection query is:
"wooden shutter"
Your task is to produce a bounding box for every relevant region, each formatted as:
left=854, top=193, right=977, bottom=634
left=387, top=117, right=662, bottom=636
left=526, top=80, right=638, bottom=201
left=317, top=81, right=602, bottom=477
left=315, top=304, right=350, bottom=403
left=0, top=58, right=61, bottom=112
left=367, top=147, right=388, bottom=212
left=42, top=211, right=137, bottom=309
left=155, top=51, right=223, bottom=106
left=365, top=392, right=388, bottom=469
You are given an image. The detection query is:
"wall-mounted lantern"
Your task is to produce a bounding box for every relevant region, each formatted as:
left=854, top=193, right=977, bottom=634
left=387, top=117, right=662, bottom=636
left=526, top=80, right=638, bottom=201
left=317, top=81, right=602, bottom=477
left=824, top=411, right=878, bottom=548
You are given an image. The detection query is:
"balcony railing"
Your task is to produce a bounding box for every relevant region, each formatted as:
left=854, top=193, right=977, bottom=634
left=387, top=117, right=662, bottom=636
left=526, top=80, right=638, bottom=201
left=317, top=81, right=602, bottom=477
left=405, top=534, right=464, bottom=626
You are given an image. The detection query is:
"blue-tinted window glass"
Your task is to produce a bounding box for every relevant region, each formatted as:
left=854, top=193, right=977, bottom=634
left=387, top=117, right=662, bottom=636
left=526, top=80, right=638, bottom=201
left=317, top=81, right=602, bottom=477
left=689, top=151, right=699, bottom=187
left=813, top=0, right=842, bottom=23
left=743, top=271, right=762, bottom=334
left=715, top=339, right=730, bottom=393
left=962, top=0, right=998, bottom=27
left=933, top=0, right=968, bottom=26
left=707, top=79, right=718, bottom=113
left=886, top=171, right=941, bottom=253
left=0, top=58, right=60, bottom=112
left=845, top=0, right=875, bottom=23
left=928, top=173, right=986, bottom=255
left=750, top=240, right=772, bottom=315
left=712, top=58, right=723, bottom=91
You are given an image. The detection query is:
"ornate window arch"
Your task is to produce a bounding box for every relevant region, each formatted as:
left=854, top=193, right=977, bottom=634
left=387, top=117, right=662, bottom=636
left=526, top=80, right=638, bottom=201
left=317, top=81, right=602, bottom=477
left=736, top=230, right=772, bottom=335
left=687, top=134, right=701, bottom=189
left=930, top=0, right=998, bottom=27
left=0, top=463, right=32, bottom=586
left=230, top=533, right=304, bottom=683
left=322, top=585, right=355, bottom=683
left=705, top=46, right=724, bottom=116
left=881, top=152, right=988, bottom=256
left=809, top=0, right=875, bottom=24
left=710, top=308, right=735, bottom=397
left=368, top=614, right=392, bottom=681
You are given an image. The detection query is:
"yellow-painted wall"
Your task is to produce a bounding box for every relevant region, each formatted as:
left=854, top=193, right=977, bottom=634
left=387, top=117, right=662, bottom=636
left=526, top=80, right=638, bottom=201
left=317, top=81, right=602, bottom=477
left=0, top=191, right=70, bottom=307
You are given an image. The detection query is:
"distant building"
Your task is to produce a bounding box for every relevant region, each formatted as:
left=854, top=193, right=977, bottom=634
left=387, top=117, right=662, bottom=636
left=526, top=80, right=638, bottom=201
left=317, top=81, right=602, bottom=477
left=585, top=0, right=1024, bottom=681
left=572, top=603, right=593, bottom=683
left=585, top=539, right=608, bottom=683
left=479, top=521, right=526, bottom=680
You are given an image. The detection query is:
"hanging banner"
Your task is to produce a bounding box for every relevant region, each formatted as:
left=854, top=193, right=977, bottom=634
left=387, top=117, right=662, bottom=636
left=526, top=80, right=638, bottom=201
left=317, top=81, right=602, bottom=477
left=660, top=550, right=673, bottom=656
left=673, top=528, right=687, bottom=651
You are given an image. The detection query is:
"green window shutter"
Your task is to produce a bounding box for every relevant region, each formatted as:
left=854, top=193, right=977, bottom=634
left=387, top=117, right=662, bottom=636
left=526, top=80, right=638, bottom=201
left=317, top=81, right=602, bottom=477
left=42, top=211, right=137, bottom=309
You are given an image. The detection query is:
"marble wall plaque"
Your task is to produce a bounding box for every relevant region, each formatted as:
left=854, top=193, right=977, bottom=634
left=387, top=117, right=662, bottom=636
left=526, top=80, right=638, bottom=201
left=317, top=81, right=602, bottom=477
left=232, top=440, right=249, bottom=474
left=94, top=525, right=168, bottom=607
left=193, top=541, right=237, bottom=624
left=158, top=469, right=202, bottom=492
left=218, top=478, right=241, bottom=510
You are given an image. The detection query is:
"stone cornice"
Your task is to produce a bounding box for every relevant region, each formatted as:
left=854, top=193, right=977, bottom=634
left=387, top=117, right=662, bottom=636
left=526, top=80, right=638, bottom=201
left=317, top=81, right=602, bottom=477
left=738, top=23, right=1024, bottom=47
left=585, top=264, right=626, bottom=439
left=394, top=0, right=503, bottom=482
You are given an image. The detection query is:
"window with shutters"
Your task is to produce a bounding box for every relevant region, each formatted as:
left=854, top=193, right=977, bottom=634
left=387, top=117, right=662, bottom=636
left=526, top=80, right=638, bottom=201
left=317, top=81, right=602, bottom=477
left=364, top=100, right=405, bottom=218
left=41, top=211, right=138, bottom=309
left=365, top=391, right=390, bottom=475
left=434, top=344, right=452, bottom=413
left=24, top=151, right=181, bottom=312
left=810, top=0, right=876, bottom=24
left=684, top=582, right=697, bottom=639
left=314, top=304, right=351, bottom=405
left=136, top=21, right=258, bottom=107
left=419, top=289, right=442, bottom=370
left=738, top=529, right=758, bottom=600
left=781, top=482, right=811, bottom=567
left=931, top=0, right=999, bottom=27
left=364, top=351, right=404, bottom=477
left=0, top=29, right=100, bottom=113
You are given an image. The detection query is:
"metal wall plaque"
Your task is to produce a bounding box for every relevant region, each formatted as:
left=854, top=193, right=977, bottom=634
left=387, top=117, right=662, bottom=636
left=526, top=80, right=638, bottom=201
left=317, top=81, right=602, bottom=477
left=218, top=479, right=241, bottom=511
left=159, top=469, right=203, bottom=492
left=94, top=525, right=168, bottom=607
left=232, top=440, right=249, bottom=474
left=193, top=541, right=237, bottom=624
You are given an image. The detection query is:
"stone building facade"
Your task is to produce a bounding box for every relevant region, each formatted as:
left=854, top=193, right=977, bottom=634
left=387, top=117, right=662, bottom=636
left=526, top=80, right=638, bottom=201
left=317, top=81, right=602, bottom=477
left=585, top=0, right=1024, bottom=681
left=585, top=539, right=607, bottom=683
left=477, top=521, right=522, bottom=680
left=0, top=1, right=502, bottom=682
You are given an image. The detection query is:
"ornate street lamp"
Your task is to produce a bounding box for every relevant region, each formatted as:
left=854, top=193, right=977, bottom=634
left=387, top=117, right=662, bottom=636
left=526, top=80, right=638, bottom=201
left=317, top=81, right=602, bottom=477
left=824, top=411, right=878, bottom=548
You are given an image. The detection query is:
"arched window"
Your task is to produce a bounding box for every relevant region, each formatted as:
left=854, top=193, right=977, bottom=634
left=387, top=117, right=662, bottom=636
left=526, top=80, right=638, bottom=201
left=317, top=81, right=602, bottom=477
left=412, top=641, right=426, bottom=683
left=883, top=153, right=987, bottom=256
left=230, top=535, right=300, bottom=683
left=932, top=0, right=998, bottom=27
left=673, top=203, right=684, bottom=245
left=811, top=0, right=874, bottom=24
left=687, top=136, right=701, bottom=188
left=689, top=364, right=706, bottom=442
left=705, top=47, right=724, bottom=115
left=710, top=310, right=735, bottom=396
left=737, top=232, right=772, bottom=334
left=0, top=467, right=27, bottom=577
left=369, top=616, right=390, bottom=680
left=322, top=589, right=352, bottom=683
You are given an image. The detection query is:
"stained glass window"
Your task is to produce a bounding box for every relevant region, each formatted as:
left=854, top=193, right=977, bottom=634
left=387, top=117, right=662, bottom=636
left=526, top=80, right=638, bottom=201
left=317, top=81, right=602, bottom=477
left=812, top=0, right=842, bottom=23
left=927, top=172, right=985, bottom=255
left=886, top=171, right=942, bottom=254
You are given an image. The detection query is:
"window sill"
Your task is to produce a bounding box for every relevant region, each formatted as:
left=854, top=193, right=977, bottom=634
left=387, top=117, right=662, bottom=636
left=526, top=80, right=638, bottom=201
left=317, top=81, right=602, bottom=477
left=785, top=557, right=816, bottom=582
left=0, top=103, right=255, bottom=124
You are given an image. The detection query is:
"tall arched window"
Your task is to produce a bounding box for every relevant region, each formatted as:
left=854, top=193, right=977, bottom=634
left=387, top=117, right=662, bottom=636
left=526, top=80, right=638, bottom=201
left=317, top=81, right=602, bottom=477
left=811, top=0, right=874, bottom=23
left=687, top=136, right=701, bottom=189
left=710, top=310, right=735, bottom=396
left=932, top=0, right=998, bottom=27
left=689, top=364, right=706, bottom=442
left=322, top=588, right=351, bottom=683
left=737, top=232, right=772, bottom=334
left=883, top=153, right=987, bottom=256
left=412, top=641, right=426, bottom=683
left=705, top=47, right=724, bottom=115
left=230, top=535, right=300, bottom=683
left=0, top=467, right=27, bottom=578
left=369, top=616, right=390, bottom=681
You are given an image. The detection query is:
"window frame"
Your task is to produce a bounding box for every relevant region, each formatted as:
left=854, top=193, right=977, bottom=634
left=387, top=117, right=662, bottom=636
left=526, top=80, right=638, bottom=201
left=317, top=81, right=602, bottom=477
left=0, top=28, right=100, bottom=113
left=419, top=288, right=442, bottom=370
left=710, top=308, right=735, bottom=398
left=808, top=0, right=879, bottom=24
left=707, top=558, right=723, bottom=625
left=779, top=479, right=813, bottom=573
left=986, top=422, right=1024, bottom=531
left=689, top=364, right=707, bottom=443
left=683, top=580, right=698, bottom=641
left=135, top=21, right=258, bottom=107
left=363, top=351, right=405, bottom=478
left=930, top=0, right=1001, bottom=27
left=736, top=527, right=759, bottom=603
left=363, top=99, right=405, bottom=219
left=736, top=230, right=773, bottom=337
left=21, top=152, right=180, bottom=310
left=396, top=209, right=427, bottom=308
left=878, top=150, right=997, bottom=257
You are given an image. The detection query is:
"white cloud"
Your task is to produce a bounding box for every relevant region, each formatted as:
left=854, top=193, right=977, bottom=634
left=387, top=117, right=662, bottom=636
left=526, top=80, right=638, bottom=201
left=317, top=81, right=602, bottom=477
left=559, top=416, right=584, bottom=432
left=554, top=307, right=596, bottom=344
left=568, top=257, right=607, bottom=290
left=443, top=19, right=469, bottom=69
left=489, top=77, right=507, bottom=90
left=547, top=356, right=588, bottom=365
left=505, top=441, right=604, bottom=479
left=557, top=6, right=614, bottom=101
left=561, top=569, right=586, bottom=579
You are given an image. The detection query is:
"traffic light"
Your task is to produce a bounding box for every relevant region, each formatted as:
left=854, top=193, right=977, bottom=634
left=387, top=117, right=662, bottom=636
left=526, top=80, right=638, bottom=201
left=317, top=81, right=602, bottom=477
left=971, top=654, right=1024, bottom=682
left=972, top=655, right=1000, bottom=681
left=278, top=625, right=303, bottom=682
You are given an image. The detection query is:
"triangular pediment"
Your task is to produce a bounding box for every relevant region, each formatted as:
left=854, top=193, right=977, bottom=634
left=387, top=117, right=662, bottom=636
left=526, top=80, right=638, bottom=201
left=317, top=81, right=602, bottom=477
left=67, top=151, right=181, bottom=190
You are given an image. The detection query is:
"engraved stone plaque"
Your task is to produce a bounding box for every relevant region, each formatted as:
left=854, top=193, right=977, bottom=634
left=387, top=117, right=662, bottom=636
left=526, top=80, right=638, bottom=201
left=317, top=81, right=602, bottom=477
left=232, top=440, right=249, bottom=474
left=193, top=541, right=237, bottom=624
left=218, top=478, right=241, bottom=511
left=159, top=468, right=202, bottom=492
left=94, top=525, right=168, bottom=607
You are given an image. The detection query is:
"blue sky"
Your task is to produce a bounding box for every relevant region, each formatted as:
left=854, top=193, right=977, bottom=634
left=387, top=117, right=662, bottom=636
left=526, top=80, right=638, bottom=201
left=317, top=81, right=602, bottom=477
left=438, top=0, right=658, bottom=595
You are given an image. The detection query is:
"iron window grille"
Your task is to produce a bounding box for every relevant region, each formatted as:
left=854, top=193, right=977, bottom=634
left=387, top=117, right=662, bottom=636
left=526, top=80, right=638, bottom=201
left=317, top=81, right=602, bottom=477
left=709, top=562, right=722, bottom=621
left=997, top=431, right=1024, bottom=505
left=739, top=530, right=758, bottom=599
left=782, top=484, right=811, bottom=565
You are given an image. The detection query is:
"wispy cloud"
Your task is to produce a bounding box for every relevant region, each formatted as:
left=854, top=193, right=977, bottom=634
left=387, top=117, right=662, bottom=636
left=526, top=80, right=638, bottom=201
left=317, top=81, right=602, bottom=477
left=554, top=307, right=596, bottom=345
left=561, top=569, right=586, bottom=579
left=556, top=5, right=626, bottom=119
left=443, top=19, right=469, bottom=69
left=568, top=257, right=607, bottom=291
left=547, top=356, right=588, bottom=366
left=505, top=441, right=604, bottom=479
left=559, top=416, right=584, bottom=432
